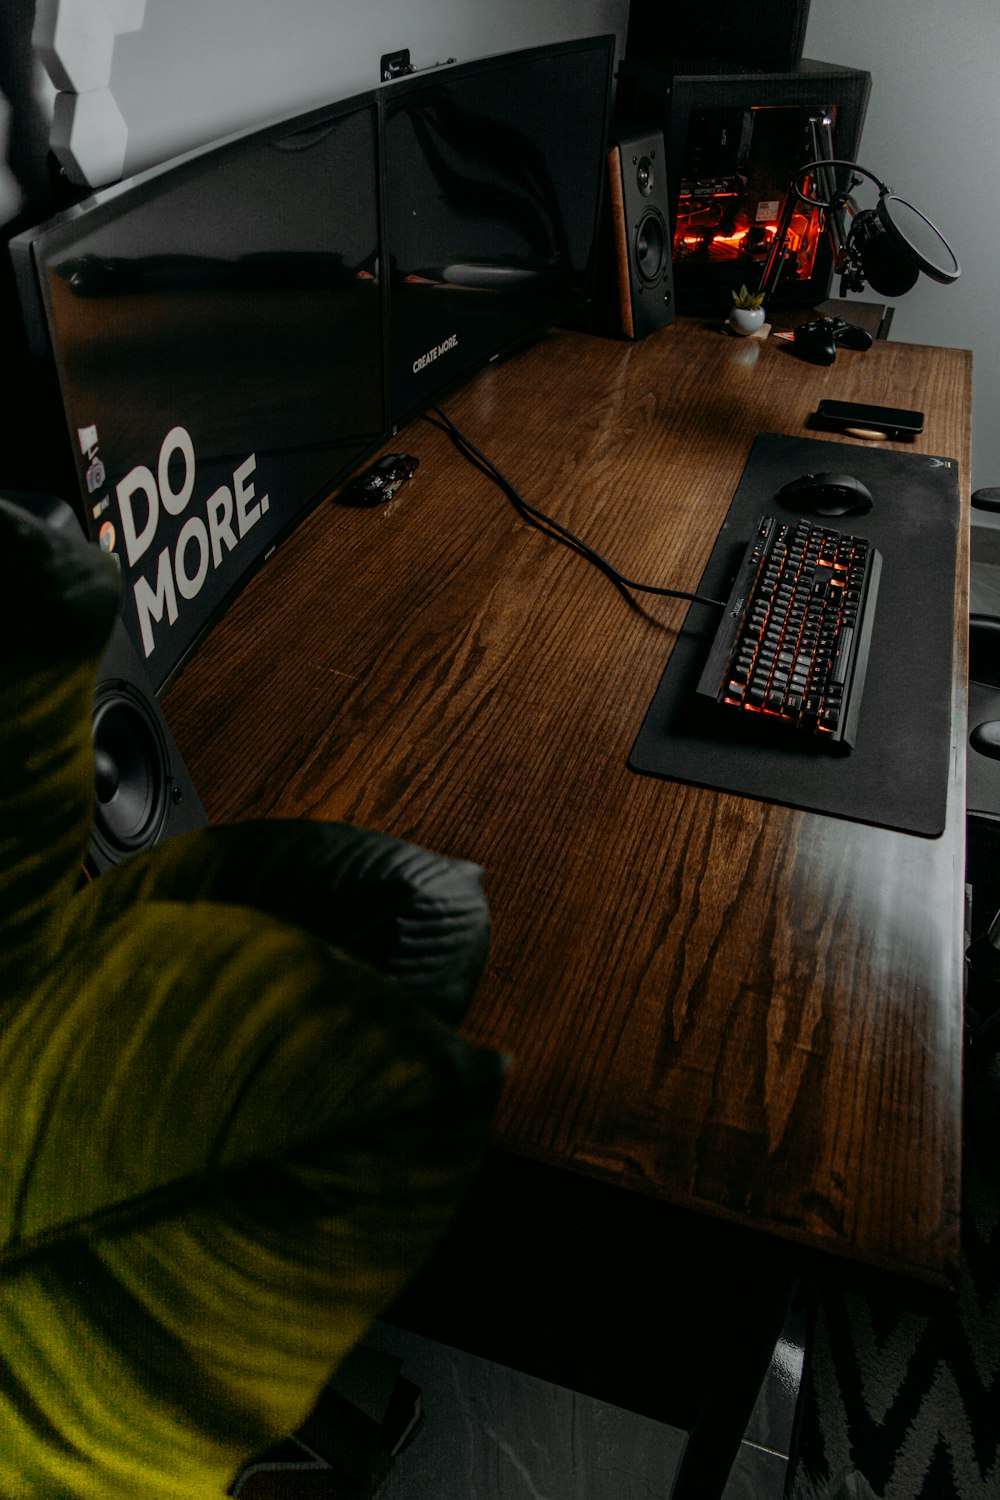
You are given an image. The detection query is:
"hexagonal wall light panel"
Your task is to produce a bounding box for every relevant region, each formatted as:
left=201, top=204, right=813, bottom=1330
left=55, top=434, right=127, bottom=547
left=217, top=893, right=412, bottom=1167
left=51, top=87, right=128, bottom=187
left=98, top=0, right=147, bottom=33
left=33, top=0, right=116, bottom=94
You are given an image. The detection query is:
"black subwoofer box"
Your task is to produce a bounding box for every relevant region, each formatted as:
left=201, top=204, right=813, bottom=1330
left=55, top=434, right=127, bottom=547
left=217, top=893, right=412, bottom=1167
left=625, top=0, right=813, bottom=75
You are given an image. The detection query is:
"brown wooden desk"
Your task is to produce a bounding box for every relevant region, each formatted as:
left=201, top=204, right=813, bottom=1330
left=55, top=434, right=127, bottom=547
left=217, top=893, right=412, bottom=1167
left=164, top=316, right=971, bottom=1485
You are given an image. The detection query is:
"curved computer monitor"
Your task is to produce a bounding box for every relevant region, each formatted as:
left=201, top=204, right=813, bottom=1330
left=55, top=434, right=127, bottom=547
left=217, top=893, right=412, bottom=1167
left=382, top=35, right=615, bottom=429
left=11, top=90, right=386, bottom=692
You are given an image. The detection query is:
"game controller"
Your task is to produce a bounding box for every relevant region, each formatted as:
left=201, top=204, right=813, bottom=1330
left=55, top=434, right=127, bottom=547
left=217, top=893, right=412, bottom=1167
left=792, top=316, right=874, bottom=366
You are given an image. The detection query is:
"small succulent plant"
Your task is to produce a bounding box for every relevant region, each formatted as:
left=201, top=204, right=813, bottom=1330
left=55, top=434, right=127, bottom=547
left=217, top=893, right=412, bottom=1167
left=731, top=283, right=765, bottom=311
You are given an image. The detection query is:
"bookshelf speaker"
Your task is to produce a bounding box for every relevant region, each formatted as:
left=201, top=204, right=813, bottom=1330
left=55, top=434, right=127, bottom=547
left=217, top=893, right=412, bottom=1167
left=588, top=128, right=675, bottom=340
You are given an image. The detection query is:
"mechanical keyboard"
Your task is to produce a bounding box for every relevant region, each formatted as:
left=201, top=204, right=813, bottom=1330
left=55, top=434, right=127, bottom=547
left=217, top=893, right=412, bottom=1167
left=695, top=514, right=882, bottom=750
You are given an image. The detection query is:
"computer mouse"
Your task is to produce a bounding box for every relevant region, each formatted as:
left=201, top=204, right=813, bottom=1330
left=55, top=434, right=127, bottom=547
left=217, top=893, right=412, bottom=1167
left=777, top=471, right=874, bottom=518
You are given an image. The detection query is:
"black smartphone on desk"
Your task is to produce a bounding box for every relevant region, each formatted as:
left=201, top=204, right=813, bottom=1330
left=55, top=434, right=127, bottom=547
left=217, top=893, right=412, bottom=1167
left=814, top=398, right=925, bottom=440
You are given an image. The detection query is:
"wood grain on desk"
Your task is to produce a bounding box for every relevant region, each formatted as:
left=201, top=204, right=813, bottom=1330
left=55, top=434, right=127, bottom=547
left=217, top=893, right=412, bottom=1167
left=164, top=318, right=971, bottom=1289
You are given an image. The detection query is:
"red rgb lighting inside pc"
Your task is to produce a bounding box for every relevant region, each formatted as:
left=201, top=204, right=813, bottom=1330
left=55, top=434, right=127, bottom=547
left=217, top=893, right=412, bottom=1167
left=672, top=104, right=831, bottom=296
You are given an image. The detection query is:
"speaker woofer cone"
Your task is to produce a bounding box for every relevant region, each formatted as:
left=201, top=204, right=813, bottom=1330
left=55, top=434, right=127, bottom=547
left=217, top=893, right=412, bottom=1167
left=91, top=681, right=171, bottom=861
left=634, top=207, right=667, bottom=286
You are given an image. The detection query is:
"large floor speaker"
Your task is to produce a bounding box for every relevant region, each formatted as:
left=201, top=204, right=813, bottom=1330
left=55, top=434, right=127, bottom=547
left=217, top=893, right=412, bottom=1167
left=90, top=617, right=206, bottom=871
left=586, top=128, right=676, bottom=340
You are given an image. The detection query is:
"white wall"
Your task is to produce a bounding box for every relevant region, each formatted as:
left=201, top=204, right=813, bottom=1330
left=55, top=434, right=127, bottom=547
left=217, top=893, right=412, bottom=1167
left=109, top=0, right=627, bottom=174
left=804, top=0, right=999, bottom=492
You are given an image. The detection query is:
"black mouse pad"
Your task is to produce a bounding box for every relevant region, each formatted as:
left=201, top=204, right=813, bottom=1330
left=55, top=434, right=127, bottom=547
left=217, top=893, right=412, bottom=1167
left=629, top=432, right=960, bottom=837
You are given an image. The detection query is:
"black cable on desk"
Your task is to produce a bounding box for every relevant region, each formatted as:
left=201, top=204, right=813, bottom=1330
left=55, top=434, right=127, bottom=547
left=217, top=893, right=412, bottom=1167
left=424, top=405, right=727, bottom=612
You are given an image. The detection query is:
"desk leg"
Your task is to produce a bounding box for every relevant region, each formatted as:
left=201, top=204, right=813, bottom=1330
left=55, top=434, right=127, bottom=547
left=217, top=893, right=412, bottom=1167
left=667, top=1265, right=799, bottom=1500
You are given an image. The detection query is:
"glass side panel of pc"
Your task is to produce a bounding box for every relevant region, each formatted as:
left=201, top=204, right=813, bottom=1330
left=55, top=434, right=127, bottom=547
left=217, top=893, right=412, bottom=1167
left=11, top=91, right=385, bottom=692
left=382, top=35, right=615, bottom=429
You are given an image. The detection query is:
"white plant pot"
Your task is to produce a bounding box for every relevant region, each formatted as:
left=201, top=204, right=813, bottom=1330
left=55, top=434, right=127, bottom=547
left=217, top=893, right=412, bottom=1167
left=729, top=306, right=765, bottom=336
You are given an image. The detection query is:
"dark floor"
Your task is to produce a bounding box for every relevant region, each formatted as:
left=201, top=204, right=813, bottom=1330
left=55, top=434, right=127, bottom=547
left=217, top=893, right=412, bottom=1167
left=364, top=1303, right=805, bottom=1499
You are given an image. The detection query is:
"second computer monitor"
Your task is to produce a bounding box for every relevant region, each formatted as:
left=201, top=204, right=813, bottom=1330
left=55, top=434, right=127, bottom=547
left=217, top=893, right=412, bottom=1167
left=382, top=36, right=615, bottom=428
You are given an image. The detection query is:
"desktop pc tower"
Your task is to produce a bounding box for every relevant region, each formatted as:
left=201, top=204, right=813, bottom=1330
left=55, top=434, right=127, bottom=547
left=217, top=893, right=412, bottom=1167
left=616, top=58, right=871, bottom=314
